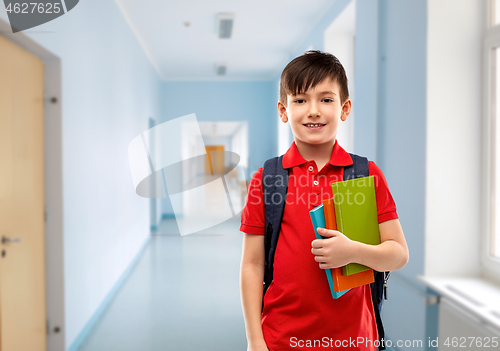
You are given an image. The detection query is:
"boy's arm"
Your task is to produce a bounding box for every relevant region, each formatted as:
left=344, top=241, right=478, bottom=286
left=240, top=233, right=269, bottom=350
left=312, top=218, right=409, bottom=272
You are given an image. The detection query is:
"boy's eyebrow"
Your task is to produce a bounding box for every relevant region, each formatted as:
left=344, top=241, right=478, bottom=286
left=293, top=91, right=337, bottom=96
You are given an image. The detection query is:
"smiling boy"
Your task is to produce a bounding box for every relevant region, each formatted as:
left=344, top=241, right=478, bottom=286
left=240, top=50, right=409, bottom=351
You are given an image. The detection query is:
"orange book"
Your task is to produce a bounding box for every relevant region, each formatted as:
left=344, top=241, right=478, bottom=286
left=322, top=198, right=374, bottom=291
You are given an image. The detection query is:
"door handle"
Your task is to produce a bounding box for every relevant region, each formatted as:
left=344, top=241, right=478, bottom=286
left=2, top=235, right=21, bottom=244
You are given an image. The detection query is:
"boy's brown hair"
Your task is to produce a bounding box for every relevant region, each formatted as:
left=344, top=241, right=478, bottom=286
left=279, top=50, right=349, bottom=106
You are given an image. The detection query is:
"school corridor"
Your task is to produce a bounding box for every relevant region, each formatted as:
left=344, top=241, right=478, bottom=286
left=1, top=1, right=500, bottom=351
left=77, top=215, right=246, bottom=351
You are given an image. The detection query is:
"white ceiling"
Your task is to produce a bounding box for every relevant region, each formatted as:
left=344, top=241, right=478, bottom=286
left=115, top=0, right=340, bottom=81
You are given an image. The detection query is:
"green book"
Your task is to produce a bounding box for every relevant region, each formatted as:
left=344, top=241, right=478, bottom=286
left=331, top=175, right=380, bottom=276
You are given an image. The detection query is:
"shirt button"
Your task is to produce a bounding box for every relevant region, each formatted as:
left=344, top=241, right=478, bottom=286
left=308, top=166, right=314, bottom=172
left=313, top=180, right=319, bottom=186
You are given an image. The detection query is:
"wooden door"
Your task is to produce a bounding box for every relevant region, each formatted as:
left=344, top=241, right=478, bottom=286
left=0, top=35, right=46, bottom=351
left=205, top=145, right=225, bottom=175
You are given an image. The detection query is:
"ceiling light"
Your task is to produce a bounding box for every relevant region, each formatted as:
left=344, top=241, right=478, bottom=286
left=217, top=13, right=234, bottom=39
left=215, top=62, right=227, bottom=76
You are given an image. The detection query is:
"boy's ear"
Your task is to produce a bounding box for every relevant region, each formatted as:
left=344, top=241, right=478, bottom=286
left=278, top=100, right=288, bottom=122
left=341, top=99, right=352, bottom=121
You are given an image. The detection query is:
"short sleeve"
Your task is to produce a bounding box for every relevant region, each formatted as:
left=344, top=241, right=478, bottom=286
left=368, top=161, right=399, bottom=224
left=239, top=167, right=265, bottom=235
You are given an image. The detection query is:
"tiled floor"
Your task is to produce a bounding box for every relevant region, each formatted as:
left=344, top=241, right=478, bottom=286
left=78, top=214, right=247, bottom=351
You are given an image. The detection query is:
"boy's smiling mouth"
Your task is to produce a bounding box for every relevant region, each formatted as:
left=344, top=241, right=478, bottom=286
left=303, top=123, right=326, bottom=130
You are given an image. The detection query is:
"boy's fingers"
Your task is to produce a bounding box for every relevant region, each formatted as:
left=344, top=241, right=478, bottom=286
left=314, top=255, right=326, bottom=262
left=316, top=228, right=338, bottom=237
left=311, top=239, right=324, bottom=248
left=311, top=247, right=322, bottom=255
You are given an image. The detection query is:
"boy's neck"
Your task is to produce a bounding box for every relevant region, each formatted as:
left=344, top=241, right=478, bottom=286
left=294, top=138, right=336, bottom=170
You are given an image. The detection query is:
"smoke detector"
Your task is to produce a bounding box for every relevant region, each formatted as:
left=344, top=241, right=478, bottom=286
left=217, top=13, right=234, bottom=39
left=215, top=62, right=227, bottom=76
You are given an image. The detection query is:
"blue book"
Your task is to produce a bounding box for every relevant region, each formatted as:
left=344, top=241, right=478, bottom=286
left=309, top=204, right=350, bottom=299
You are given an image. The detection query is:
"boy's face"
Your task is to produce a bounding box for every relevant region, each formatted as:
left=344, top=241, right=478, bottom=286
left=278, top=78, right=351, bottom=149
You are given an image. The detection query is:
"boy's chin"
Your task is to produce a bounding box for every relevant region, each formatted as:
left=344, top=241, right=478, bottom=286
left=299, top=138, right=335, bottom=145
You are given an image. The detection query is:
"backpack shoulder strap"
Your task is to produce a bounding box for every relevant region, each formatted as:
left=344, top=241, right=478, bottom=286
left=344, top=153, right=369, bottom=180
left=262, top=155, right=288, bottom=297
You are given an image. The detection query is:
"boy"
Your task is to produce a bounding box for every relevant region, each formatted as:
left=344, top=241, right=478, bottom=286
left=239, top=50, right=409, bottom=351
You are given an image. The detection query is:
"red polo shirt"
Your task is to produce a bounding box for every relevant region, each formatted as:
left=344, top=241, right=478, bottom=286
left=240, top=140, right=398, bottom=351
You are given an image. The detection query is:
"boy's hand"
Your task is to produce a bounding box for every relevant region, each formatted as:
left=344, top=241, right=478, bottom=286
left=311, top=227, right=358, bottom=269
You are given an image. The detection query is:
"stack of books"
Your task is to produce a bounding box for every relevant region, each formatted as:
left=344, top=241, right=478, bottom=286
left=309, top=175, right=380, bottom=299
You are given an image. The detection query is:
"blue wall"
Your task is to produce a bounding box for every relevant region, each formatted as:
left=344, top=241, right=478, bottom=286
left=354, top=0, right=380, bottom=161
left=376, top=0, right=427, bottom=282
left=161, top=80, right=277, bottom=214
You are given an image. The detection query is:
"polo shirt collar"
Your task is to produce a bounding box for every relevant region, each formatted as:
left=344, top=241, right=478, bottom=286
left=282, top=140, right=353, bottom=169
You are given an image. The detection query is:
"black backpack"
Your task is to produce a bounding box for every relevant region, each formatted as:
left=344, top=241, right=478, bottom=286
left=262, top=153, right=390, bottom=351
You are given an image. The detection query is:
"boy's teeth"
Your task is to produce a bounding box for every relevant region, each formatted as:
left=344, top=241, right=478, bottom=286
left=305, top=124, right=324, bottom=127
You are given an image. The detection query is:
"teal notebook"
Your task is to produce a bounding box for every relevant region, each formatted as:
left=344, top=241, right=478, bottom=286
left=332, top=175, right=380, bottom=276
left=309, top=204, right=350, bottom=299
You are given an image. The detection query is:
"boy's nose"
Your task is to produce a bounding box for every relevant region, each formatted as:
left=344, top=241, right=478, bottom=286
left=308, top=103, right=321, bottom=117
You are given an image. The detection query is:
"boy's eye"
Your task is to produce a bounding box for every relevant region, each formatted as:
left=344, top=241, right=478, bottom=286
left=323, top=98, right=334, bottom=103
left=294, top=99, right=305, bottom=104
